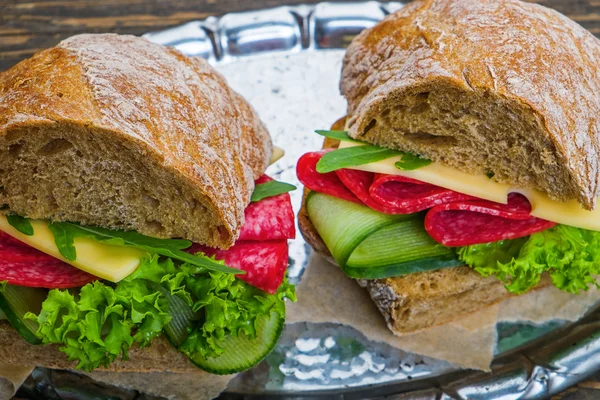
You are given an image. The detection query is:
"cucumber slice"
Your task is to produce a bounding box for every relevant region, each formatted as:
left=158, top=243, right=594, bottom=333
left=157, top=282, right=283, bottom=374
left=186, top=310, right=284, bottom=375
left=306, top=191, right=414, bottom=266
left=346, top=221, right=463, bottom=278
left=306, top=192, right=461, bottom=279
left=150, top=282, right=198, bottom=347
left=0, top=285, right=47, bottom=345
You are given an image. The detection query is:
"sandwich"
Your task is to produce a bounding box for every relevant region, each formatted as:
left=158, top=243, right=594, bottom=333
left=297, top=0, right=600, bottom=334
left=0, top=33, right=296, bottom=374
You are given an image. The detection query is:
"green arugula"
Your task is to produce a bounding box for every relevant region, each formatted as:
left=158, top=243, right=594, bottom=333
left=485, top=170, right=495, bottom=179
left=6, top=215, right=34, bottom=236
left=251, top=180, right=296, bottom=202
left=394, top=153, right=432, bottom=170
left=0, top=281, right=6, bottom=292
left=315, top=130, right=361, bottom=143
left=316, top=145, right=402, bottom=173
left=47, top=222, right=242, bottom=275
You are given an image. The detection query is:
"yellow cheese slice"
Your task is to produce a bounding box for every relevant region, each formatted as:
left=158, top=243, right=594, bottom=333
left=338, top=140, right=600, bottom=231
left=0, top=216, right=145, bottom=282
left=269, top=146, right=285, bottom=165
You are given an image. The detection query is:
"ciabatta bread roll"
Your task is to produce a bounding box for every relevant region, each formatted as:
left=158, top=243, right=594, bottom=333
left=0, top=34, right=271, bottom=249
left=341, top=0, right=600, bottom=210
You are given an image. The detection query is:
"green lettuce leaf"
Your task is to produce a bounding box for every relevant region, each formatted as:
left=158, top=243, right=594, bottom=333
left=458, top=225, right=600, bottom=294
left=25, top=254, right=295, bottom=371
left=179, top=273, right=296, bottom=360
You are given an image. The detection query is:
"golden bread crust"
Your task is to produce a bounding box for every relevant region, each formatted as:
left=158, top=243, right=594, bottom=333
left=341, top=0, right=600, bottom=209
left=0, top=34, right=271, bottom=247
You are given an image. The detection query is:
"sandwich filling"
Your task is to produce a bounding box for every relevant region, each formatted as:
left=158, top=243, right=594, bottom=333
left=0, top=175, right=296, bottom=373
left=297, top=131, right=600, bottom=294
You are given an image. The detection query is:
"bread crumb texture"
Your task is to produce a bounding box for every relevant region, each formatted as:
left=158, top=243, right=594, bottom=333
left=341, top=0, right=600, bottom=210
left=0, top=34, right=272, bottom=248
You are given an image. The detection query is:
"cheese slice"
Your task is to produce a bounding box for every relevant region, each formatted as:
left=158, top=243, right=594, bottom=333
left=338, top=140, right=600, bottom=232
left=269, top=146, right=285, bottom=165
left=0, top=216, right=145, bottom=282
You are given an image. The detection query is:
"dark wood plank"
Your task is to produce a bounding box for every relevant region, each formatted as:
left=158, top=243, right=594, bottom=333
left=3, top=0, right=600, bottom=71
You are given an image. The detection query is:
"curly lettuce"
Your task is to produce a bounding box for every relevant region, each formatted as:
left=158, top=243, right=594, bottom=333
left=25, top=254, right=295, bottom=371
left=458, top=225, right=600, bottom=294
left=180, top=273, right=295, bottom=360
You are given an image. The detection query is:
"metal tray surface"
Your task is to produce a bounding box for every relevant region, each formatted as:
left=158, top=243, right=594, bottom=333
left=15, top=3, right=599, bottom=400
left=147, top=2, right=599, bottom=399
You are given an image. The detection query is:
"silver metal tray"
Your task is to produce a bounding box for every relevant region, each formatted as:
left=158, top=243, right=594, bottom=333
left=141, top=3, right=600, bottom=398
left=17, top=3, right=600, bottom=399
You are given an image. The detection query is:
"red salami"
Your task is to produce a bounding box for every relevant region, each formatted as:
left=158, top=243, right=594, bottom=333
left=188, top=174, right=294, bottom=293
left=239, top=175, right=295, bottom=241
left=298, top=151, right=472, bottom=214
left=189, top=240, right=288, bottom=294
left=296, top=151, right=362, bottom=204
left=296, top=151, right=556, bottom=245
left=0, top=232, right=98, bottom=289
left=425, top=193, right=556, bottom=246
left=369, top=173, right=474, bottom=213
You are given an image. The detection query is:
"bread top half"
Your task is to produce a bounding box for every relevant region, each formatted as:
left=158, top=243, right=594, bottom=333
left=341, top=0, right=600, bottom=210
left=0, top=34, right=272, bottom=248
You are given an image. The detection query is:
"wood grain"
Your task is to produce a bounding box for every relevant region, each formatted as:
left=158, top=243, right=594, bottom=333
left=3, top=0, right=600, bottom=71
left=2, top=0, right=600, bottom=399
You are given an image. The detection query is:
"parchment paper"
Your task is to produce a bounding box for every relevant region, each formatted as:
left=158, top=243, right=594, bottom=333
left=82, top=370, right=234, bottom=400
left=0, top=366, right=232, bottom=400
left=287, top=253, right=600, bottom=371
left=0, top=363, right=33, bottom=399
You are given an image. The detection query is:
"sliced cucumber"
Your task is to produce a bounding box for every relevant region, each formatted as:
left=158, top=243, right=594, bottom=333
left=306, top=192, right=461, bottom=279
left=157, top=282, right=283, bottom=374
left=186, top=311, right=284, bottom=375
left=306, top=191, right=415, bottom=266
left=0, top=285, right=47, bottom=344
left=150, top=282, right=198, bottom=347
left=346, top=220, right=463, bottom=278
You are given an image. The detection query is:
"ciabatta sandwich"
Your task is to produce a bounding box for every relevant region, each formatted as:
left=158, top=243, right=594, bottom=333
left=297, top=0, right=600, bottom=334
left=0, top=34, right=296, bottom=374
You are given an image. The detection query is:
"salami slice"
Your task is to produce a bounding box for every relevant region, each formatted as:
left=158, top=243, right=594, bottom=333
left=369, top=173, right=475, bottom=213
left=296, top=151, right=362, bottom=204
left=298, top=151, right=472, bottom=214
left=189, top=240, right=288, bottom=294
left=0, top=232, right=98, bottom=288
left=425, top=193, right=556, bottom=246
left=239, top=175, right=295, bottom=241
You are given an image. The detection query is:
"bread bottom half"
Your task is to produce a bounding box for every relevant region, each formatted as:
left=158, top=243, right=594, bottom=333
left=0, top=321, right=197, bottom=372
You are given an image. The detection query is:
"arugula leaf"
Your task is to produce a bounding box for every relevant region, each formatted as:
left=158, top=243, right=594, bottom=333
left=48, top=222, right=77, bottom=261
left=0, top=281, right=6, bottom=292
left=459, top=225, right=600, bottom=294
left=394, top=153, right=432, bottom=170
left=251, top=180, right=296, bottom=202
left=25, top=254, right=295, bottom=371
left=47, top=222, right=242, bottom=275
left=316, top=145, right=402, bottom=173
left=485, top=170, right=495, bottom=179
left=7, top=215, right=34, bottom=236
left=315, top=130, right=361, bottom=143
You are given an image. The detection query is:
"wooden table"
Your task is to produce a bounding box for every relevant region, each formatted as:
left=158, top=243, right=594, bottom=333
left=2, top=0, right=600, bottom=399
